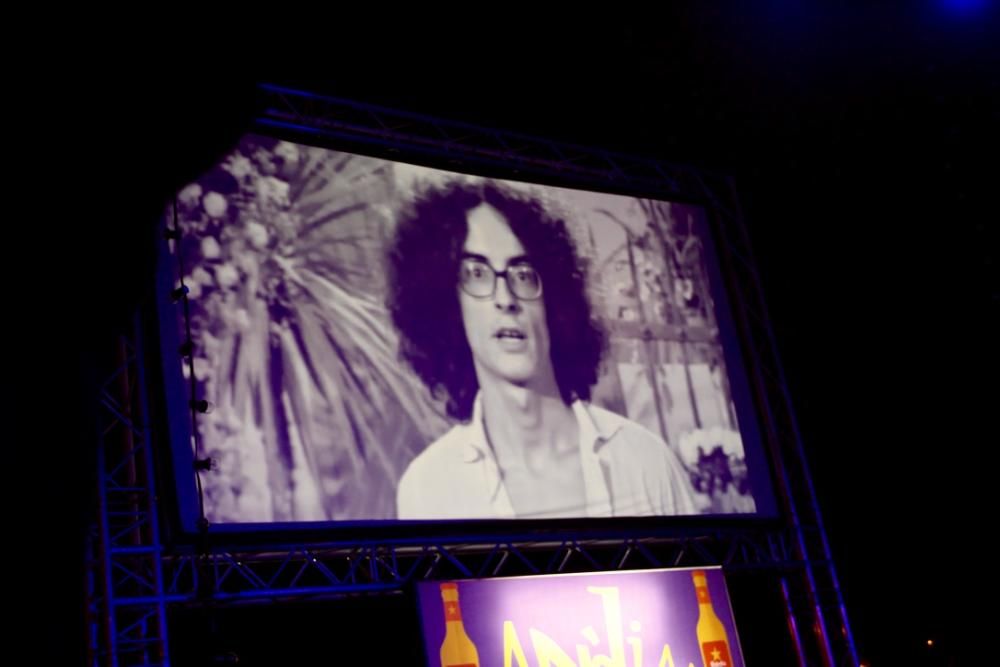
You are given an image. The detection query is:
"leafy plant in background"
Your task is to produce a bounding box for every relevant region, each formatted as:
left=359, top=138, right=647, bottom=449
left=171, top=136, right=449, bottom=521
left=677, top=427, right=755, bottom=513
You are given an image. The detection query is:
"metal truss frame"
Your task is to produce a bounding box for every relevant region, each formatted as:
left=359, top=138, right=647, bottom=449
left=157, top=527, right=802, bottom=603
left=711, top=178, right=859, bottom=667
left=87, top=85, right=857, bottom=666
left=255, top=83, right=735, bottom=210
left=88, top=322, right=170, bottom=666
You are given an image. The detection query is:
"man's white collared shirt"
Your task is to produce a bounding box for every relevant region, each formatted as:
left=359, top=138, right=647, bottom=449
left=396, top=397, right=699, bottom=519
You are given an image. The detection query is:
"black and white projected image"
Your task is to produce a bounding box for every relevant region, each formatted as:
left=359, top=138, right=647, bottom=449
left=168, top=134, right=758, bottom=523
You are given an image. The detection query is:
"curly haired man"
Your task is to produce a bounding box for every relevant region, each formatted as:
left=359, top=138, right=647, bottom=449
left=388, top=180, right=697, bottom=519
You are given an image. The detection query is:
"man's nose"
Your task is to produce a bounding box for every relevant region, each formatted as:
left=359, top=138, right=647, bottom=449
left=494, top=275, right=521, bottom=312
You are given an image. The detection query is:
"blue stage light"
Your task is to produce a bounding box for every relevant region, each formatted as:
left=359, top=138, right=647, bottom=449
left=941, top=0, right=987, bottom=14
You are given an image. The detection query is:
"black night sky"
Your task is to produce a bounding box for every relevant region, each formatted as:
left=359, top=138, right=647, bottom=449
left=19, top=6, right=996, bottom=665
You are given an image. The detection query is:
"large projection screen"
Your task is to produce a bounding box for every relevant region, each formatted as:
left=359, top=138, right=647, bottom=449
left=157, top=133, right=775, bottom=529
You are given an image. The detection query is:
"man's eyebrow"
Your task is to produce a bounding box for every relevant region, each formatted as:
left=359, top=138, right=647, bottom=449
left=460, top=252, right=532, bottom=266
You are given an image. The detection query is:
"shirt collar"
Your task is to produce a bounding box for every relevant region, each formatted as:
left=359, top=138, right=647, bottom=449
left=460, top=392, right=625, bottom=463
left=572, top=399, right=625, bottom=451
left=460, top=394, right=490, bottom=463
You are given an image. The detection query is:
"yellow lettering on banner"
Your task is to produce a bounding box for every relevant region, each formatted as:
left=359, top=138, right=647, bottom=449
left=626, top=637, right=642, bottom=667
left=657, top=644, right=675, bottom=667
left=580, top=626, right=600, bottom=646
left=576, top=645, right=612, bottom=667
left=506, top=586, right=685, bottom=667
left=504, top=621, right=530, bottom=667
left=584, top=587, right=627, bottom=667
left=530, top=628, right=579, bottom=667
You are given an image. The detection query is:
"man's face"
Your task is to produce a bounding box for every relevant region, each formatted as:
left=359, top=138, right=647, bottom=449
left=458, top=202, right=552, bottom=389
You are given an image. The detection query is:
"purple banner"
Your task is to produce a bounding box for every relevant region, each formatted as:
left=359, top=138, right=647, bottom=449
left=416, top=567, right=744, bottom=667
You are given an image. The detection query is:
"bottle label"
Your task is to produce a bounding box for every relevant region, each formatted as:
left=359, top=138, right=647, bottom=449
left=696, top=585, right=711, bottom=604
left=701, top=640, right=732, bottom=667
left=444, top=600, right=462, bottom=622
left=442, top=664, right=477, bottom=667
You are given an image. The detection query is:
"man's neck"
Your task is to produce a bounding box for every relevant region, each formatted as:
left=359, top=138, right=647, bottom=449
left=479, top=381, right=577, bottom=474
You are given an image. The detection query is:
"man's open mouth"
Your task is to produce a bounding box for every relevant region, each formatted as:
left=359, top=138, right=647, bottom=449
left=495, top=328, right=526, bottom=340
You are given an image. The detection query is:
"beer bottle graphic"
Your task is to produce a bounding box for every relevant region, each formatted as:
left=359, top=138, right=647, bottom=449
left=692, top=570, right=734, bottom=667
left=439, top=582, right=480, bottom=667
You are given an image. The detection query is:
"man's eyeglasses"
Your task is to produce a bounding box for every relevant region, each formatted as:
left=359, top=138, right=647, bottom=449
left=459, top=257, right=543, bottom=300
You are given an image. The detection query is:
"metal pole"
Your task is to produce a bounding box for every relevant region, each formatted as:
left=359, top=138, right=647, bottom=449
left=781, top=575, right=808, bottom=667
left=134, top=316, right=172, bottom=666
left=623, top=231, right=669, bottom=443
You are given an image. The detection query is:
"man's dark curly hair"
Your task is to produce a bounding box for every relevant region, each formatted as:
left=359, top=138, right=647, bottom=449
left=387, top=180, right=606, bottom=421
